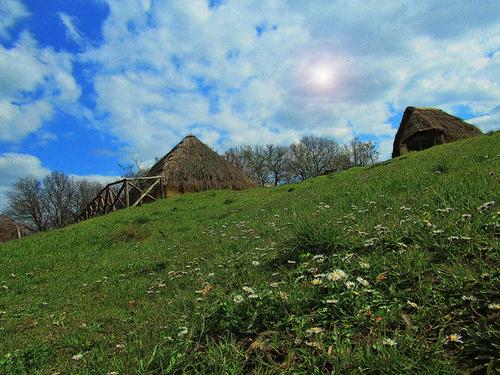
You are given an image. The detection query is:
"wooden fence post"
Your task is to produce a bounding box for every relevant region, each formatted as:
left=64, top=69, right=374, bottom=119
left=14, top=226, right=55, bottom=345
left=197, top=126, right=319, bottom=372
left=125, top=180, right=129, bottom=207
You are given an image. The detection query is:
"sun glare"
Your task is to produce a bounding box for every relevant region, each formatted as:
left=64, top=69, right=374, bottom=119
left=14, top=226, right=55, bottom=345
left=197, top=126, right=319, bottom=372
left=311, top=64, right=334, bottom=88
left=301, top=59, right=338, bottom=93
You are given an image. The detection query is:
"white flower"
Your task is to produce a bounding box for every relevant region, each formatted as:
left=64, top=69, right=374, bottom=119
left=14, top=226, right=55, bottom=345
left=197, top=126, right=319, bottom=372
left=251, top=261, right=260, bottom=266
left=407, top=301, right=418, bottom=308
left=248, top=294, right=259, bottom=299
left=345, top=281, right=355, bottom=289
left=326, top=269, right=347, bottom=281
left=359, top=262, right=370, bottom=269
left=72, top=353, right=84, bottom=361
left=325, top=299, right=338, bottom=304
left=311, top=278, right=322, bottom=285
left=242, top=286, right=255, bottom=294
left=178, top=327, right=189, bottom=337
left=277, top=291, right=288, bottom=300
left=233, top=295, right=244, bottom=304
left=446, top=334, right=463, bottom=343
left=356, top=277, right=369, bottom=287
left=477, top=201, right=495, bottom=211
left=313, top=255, right=326, bottom=263
left=461, top=295, right=477, bottom=302
left=306, top=327, right=324, bottom=334
left=382, top=338, right=397, bottom=346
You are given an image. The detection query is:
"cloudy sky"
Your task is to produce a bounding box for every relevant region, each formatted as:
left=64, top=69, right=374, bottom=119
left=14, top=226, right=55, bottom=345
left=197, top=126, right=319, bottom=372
left=0, top=0, right=499, bottom=208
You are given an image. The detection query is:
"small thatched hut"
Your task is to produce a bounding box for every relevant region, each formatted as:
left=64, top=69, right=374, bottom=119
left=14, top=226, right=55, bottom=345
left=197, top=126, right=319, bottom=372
left=146, top=135, right=256, bottom=196
left=392, top=107, right=482, bottom=158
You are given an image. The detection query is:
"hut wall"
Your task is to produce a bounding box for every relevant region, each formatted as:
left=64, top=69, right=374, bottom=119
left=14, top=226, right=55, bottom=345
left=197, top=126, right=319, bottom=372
left=403, top=129, right=444, bottom=153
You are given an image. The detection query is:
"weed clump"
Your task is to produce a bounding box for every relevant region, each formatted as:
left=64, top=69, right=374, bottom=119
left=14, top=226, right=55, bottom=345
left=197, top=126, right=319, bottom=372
left=111, top=224, right=150, bottom=242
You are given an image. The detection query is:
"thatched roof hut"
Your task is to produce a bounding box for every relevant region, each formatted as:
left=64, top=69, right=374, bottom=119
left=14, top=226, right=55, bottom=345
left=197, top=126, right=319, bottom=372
left=146, top=135, right=256, bottom=196
left=392, top=107, right=482, bottom=158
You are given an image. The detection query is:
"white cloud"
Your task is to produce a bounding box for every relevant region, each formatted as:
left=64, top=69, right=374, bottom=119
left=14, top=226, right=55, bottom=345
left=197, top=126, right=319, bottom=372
left=468, top=106, right=500, bottom=133
left=58, top=12, right=85, bottom=46
left=0, top=0, right=29, bottom=39
left=2, top=0, right=496, bottom=163
left=0, top=32, right=81, bottom=142
left=79, top=0, right=499, bottom=161
left=69, top=174, right=119, bottom=186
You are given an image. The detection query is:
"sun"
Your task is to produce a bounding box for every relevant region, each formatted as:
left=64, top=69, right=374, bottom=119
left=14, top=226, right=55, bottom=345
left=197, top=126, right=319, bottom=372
left=310, top=63, right=335, bottom=88
left=303, top=60, right=337, bottom=93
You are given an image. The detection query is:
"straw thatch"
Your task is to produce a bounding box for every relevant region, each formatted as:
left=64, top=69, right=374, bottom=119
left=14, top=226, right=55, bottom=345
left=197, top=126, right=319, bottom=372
left=146, top=135, right=256, bottom=196
left=392, top=107, right=482, bottom=158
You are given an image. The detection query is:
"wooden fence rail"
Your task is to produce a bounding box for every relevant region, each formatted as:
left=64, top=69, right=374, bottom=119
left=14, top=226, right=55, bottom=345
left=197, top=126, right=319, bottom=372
left=76, top=176, right=164, bottom=222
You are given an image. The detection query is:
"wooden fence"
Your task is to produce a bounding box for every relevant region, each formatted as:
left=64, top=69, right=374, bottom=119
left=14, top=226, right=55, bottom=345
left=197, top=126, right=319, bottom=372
left=76, top=176, right=164, bottom=222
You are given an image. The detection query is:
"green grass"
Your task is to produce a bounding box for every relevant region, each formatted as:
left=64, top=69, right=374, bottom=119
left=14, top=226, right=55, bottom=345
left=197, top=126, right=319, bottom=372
left=1, top=133, right=499, bottom=374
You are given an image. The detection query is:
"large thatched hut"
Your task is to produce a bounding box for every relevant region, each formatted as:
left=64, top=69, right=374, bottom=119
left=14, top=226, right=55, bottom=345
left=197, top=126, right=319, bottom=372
left=146, top=135, right=256, bottom=196
left=392, top=107, right=482, bottom=158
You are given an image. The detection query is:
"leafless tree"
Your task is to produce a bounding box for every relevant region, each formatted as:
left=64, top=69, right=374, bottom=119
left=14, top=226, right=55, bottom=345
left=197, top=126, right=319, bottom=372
left=6, top=172, right=107, bottom=231
left=288, top=136, right=341, bottom=180
left=119, top=158, right=148, bottom=178
left=240, top=145, right=270, bottom=186
left=43, top=172, right=79, bottom=228
left=6, top=176, right=48, bottom=231
left=264, top=144, right=288, bottom=186
left=349, top=137, right=379, bottom=167
left=224, top=146, right=270, bottom=186
left=75, top=180, right=104, bottom=213
left=223, top=147, right=245, bottom=170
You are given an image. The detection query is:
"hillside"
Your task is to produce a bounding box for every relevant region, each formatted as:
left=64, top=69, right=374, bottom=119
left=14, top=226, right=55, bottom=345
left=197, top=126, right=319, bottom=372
left=1, top=133, right=499, bottom=374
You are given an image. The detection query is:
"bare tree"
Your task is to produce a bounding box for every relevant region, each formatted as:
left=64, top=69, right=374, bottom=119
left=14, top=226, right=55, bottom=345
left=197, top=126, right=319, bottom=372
left=223, top=147, right=245, bottom=170
left=119, top=158, right=148, bottom=178
left=224, top=135, right=379, bottom=184
left=264, top=144, right=288, bottom=186
left=224, top=146, right=270, bottom=186
left=335, top=144, right=353, bottom=171
left=6, top=172, right=107, bottom=231
left=288, top=136, right=341, bottom=180
left=43, top=172, right=79, bottom=228
left=6, top=176, right=48, bottom=231
left=349, top=137, right=379, bottom=167
left=240, top=145, right=270, bottom=186
left=75, top=180, right=104, bottom=213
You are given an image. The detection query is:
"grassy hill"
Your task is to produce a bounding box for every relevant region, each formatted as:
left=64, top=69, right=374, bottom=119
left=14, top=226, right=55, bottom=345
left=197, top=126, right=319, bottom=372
left=1, top=133, right=498, bottom=374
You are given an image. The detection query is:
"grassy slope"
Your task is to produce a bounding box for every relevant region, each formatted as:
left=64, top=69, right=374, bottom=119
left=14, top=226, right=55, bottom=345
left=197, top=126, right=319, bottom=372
left=0, top=133, right=499, bottom=374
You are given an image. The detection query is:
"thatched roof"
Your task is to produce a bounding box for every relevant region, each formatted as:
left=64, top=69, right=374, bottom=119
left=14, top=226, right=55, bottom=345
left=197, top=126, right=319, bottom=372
left=392, top=107, right=482, bottom=157
left=146, top=135, right=256, bottom=193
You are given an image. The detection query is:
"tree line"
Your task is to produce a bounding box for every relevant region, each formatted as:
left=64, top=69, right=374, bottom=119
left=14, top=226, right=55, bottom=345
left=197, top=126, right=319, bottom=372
left=4, top=173, right=104, bottom=232
left=2, top=135, right=378, bottom=235
left=224, top=136, right=378, bottom=186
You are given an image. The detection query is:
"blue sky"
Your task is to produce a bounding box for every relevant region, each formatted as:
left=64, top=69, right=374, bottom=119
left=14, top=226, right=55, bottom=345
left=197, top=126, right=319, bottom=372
left=0, top=0, right=499, bottom=208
